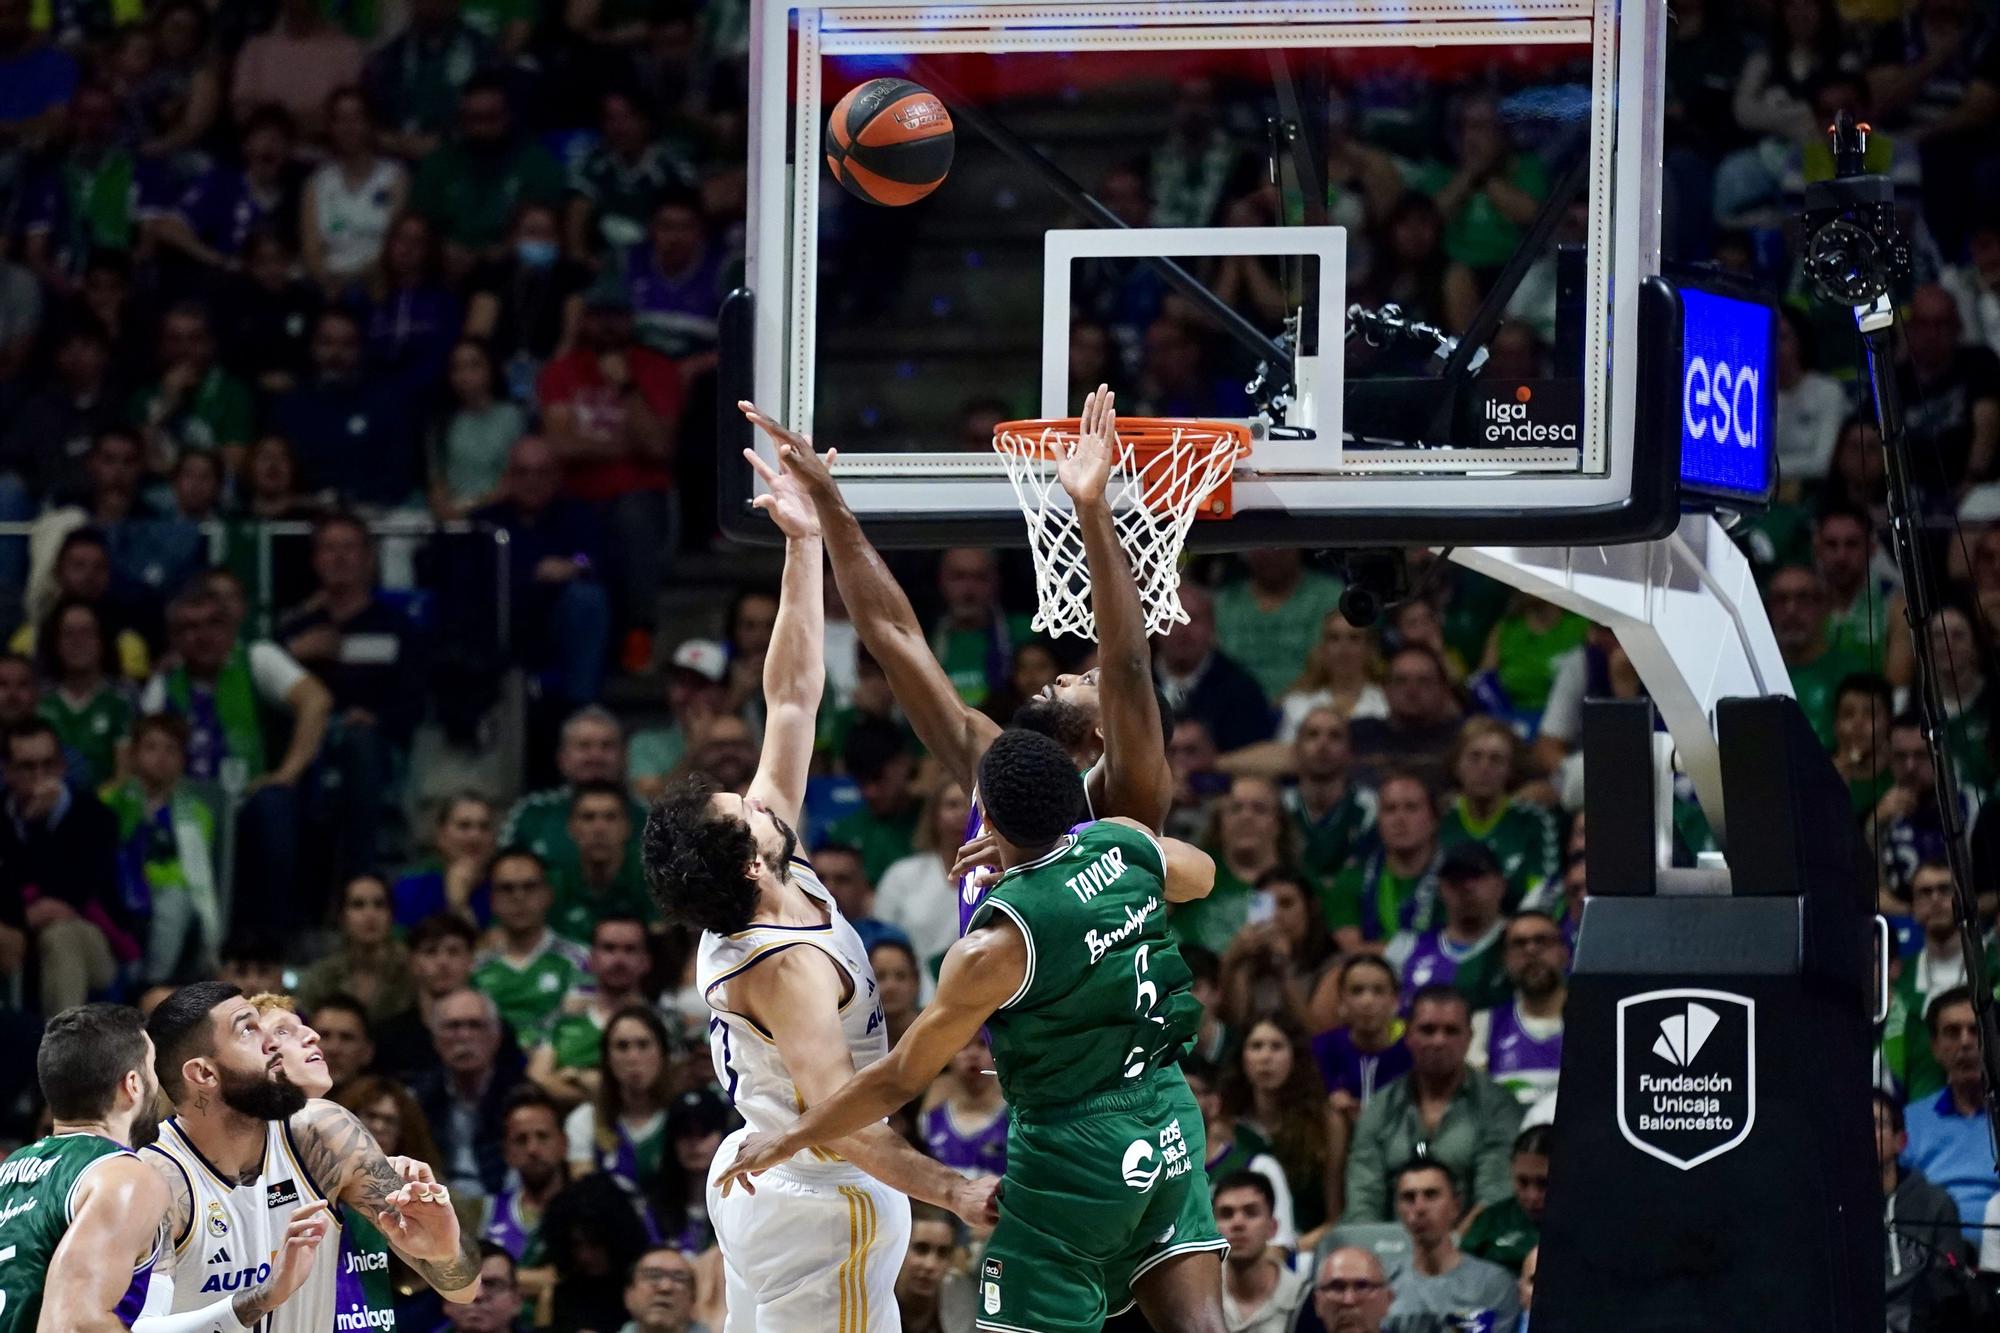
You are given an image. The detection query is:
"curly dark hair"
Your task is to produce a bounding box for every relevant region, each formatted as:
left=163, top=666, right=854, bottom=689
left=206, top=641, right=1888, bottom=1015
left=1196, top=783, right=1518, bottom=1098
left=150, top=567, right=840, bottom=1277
left=977, top=727, right=1084, bottom=849
left=642, top=776, right=764, bottom=934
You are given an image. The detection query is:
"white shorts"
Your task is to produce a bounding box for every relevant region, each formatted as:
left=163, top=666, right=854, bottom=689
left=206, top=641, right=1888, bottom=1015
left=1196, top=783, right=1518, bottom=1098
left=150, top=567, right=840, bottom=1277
left=707, top=1126, right=912, bottom=1333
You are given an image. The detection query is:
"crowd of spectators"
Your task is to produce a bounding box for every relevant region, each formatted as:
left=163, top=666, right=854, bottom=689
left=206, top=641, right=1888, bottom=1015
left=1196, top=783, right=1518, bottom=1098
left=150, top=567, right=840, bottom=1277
left=0, top=0, right=1996, bottom=1329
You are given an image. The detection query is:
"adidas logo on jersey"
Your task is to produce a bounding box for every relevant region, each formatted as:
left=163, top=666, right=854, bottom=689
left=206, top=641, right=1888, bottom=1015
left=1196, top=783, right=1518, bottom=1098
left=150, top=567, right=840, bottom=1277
left=208, top=1247, right=232, bottom=1265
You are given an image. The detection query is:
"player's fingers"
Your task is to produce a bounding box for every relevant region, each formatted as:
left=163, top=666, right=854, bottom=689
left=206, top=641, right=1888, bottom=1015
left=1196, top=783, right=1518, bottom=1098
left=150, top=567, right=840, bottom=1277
left=743, top=447, right=779, bottom=483
left=823, top=447, right=837, bottom=468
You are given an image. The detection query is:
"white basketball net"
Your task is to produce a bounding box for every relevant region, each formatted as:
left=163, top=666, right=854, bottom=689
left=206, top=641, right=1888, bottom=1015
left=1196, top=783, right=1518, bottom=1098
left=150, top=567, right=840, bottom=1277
left=993, top=420, right=1244, bottom=641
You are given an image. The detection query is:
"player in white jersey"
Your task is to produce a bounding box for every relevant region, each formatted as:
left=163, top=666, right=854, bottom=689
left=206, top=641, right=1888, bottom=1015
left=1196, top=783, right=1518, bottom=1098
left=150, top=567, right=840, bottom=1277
left=643, top=437, right=999, bottom=1332
left=739, top=390, right=1174, bottom=929
left=249, top=993, right=484, bottom=1332
left=139, top=982, right=479, bottom=1331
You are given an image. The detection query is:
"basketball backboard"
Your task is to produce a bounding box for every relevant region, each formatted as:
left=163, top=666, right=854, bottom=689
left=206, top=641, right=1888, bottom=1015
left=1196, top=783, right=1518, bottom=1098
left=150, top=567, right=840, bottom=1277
left=723, top=0, right=1683, bottom=548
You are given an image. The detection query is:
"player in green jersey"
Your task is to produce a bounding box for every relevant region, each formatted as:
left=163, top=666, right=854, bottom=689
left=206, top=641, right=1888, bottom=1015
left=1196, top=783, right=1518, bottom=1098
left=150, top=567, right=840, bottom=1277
left=0, top=1003, right=167, bottom=1332
left=720, top=727, right=1229, bottom=1333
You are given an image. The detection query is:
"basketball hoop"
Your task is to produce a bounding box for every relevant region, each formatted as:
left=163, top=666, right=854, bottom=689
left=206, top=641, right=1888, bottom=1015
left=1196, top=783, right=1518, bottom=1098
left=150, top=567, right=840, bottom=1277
left=993, top=417, right=1251, bottom=641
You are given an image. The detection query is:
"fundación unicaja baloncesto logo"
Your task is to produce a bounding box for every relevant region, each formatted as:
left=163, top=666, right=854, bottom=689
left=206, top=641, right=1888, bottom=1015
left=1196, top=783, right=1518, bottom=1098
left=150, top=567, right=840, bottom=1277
left=1615, top=989, right=1756, bottom=1170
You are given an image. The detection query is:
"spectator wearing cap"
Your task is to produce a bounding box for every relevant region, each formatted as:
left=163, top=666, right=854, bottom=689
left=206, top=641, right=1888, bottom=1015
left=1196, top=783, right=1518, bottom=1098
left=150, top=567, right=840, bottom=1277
left=828, top=718, right=921, bottom=883
left=1385, top=1158, right=1521, bottom=1329
left=413, top=74, right=566, bottom=274
left=1345, top=986, right=1522, bottom=1222
left=501, top=704, right=645, bottom=869
left=629, top=638, right=728, bottom=802
left=393, top=791, right=498, bottom=930
left=414, top=985, right=528, bottom=1197
left=279, top=513, right=430, bottom=877
left=1349, top=645, right=1462, bottom=792
left=271, top=306, right=423, bottom=506
left=1388, top=842, right=1510, bottom=1012
left=537, top=273, right=684, bottom=674
left=548, top=780, right=656, bottom=944
left=474, top=436, right=614, bottom=708
left=1155, top=582, right=1276, bottom=753
left=1468, top=913, right=1568, bottom=1108
left=1902, top=987, right=2000, bottom=1243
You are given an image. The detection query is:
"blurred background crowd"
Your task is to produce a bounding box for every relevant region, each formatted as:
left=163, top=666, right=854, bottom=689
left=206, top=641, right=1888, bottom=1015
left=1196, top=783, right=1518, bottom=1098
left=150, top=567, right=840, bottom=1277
left=0, top=0, right=1997, bottom=1327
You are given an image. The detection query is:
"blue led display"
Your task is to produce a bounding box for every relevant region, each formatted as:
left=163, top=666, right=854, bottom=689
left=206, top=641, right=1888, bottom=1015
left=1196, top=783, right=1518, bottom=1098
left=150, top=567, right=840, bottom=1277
left=1678, top=286, right=1777, bottom=503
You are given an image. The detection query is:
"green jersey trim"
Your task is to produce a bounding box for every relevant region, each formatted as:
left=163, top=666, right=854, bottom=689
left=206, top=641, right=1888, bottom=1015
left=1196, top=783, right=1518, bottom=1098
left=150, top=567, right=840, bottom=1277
left=978, top=897, right=1037, bottom=1010
left=994, top=835, right=1079, bottom=887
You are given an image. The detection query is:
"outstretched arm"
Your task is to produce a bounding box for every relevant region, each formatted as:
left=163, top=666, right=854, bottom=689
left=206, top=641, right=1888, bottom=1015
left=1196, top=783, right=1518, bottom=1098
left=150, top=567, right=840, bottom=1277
left=741, top=442, right=825, bottom=828
left=291, top=1100, right=482, bottom=1303
left=740, top=402, right=1001, bottom=790
left=726, top=948, right=998, bottom=1225
left=715, top=921, right=1027, bottom=1190
left=1102, top=816, right=1216, bottom=903
left=39, top=1157, right=168, bottom=1333
left=1063, top=388, right=1172, bottom=828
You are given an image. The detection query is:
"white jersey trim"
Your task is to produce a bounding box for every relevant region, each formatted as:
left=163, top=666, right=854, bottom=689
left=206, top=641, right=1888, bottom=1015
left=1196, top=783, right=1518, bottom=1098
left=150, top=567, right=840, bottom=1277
left=979, top=898, right=1037, bottom=1010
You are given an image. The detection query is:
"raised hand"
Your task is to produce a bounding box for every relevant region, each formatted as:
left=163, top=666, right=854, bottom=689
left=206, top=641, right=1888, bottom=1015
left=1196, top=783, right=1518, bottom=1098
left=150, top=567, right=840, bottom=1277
left=743, top=441, right=822, bottom=540
left=255, top=1202, right=332, bottom=1316
left=740, top=400, right=841, bottom=504
left=1058, top=384, right=1118, bottom=507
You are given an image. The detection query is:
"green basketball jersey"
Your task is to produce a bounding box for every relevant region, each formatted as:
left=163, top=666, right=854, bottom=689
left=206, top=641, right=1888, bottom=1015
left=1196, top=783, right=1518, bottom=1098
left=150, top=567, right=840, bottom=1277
left=0, top=1132, right=156, bottom=1332
left=473, top=931, right=590, bottom=1042
left=1439, top=798, right=1560, bottom=905
left=968, top=821, right=1201, bottom=1111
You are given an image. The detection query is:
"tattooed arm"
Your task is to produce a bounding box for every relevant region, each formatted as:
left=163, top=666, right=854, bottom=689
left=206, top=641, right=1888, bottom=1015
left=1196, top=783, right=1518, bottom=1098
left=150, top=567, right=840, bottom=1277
left=291, top=1099, right=483, bottom=1302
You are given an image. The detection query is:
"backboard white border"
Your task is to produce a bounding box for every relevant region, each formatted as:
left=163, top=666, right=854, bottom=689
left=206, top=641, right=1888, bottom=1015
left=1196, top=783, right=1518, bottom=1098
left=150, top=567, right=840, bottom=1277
left=747, top=0, right=1667, bottom=523
left=1040, top=225, right=1346, bottom=468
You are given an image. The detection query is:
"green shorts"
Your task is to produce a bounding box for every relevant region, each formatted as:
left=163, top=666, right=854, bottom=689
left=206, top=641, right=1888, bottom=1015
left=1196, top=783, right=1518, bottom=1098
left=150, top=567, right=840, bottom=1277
left=978, top=1067, right=1226, bottom=1333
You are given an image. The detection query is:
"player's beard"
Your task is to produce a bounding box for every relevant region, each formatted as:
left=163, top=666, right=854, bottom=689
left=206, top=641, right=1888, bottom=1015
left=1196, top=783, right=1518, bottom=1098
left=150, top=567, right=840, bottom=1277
left=217, top=1064, right=309, bottom=1121
left=128, top=1091, right=164, bottom=1149
left=1011, top=696, right=1094, bottom=754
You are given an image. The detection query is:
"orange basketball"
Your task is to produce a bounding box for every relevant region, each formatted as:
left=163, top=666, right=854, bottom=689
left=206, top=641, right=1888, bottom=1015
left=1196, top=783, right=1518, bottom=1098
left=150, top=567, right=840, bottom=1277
left=825, top=77, right=954, bottom=206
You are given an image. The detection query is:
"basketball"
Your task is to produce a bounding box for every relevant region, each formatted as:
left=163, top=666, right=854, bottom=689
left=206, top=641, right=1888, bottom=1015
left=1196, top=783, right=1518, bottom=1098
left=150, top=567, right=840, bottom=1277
left=825, top=77, right=954, bottom=206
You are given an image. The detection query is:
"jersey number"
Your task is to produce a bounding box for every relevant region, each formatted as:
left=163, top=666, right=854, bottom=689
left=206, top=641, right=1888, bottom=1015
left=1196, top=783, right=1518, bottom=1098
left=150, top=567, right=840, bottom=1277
left=0, top=1242, right=14, bottom=1317
left=1124, top=945, right=1166, bottom=1079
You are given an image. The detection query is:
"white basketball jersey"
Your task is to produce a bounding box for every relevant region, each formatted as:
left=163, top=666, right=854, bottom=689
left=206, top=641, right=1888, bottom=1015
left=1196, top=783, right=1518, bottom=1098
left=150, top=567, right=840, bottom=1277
left=697, top=857, right=887, bottom=1173
left=143, top=1116, right=331, bottom=1327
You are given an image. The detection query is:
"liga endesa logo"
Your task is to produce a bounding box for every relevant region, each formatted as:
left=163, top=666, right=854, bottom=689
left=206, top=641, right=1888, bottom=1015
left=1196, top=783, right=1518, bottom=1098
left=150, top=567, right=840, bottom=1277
left=1479, top=383, right=1580, bottom=444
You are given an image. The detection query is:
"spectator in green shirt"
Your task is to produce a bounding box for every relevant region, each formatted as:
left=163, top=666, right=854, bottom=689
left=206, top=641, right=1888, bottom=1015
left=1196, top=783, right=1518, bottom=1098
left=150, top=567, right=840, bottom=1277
left=1461, top=1126, right=1549, bottom=1274
left=1405, top=90, right=1549, bottom=331
left=474, top=846, right=591, bottom=1042
left=1213, top=549, right=1346, bottom=701
left=411, top=73, right=566, bottom=273
left=549, top=779, right=658, bottom=944
left=131, top=300, right=254, bottom=475
left=1175, top=775, right=1293, bottom=956
left=1344, top=986, right=1524, bottom=1222
left=1439, top=717, right=1560, bottom=908
left=1477, top=595, right=1590, bottom=720
left=528, top=913, right=654, bottom=1106
left=35, top=595, right=131, bottom=788
left=928, top=547, right=1034, bottom=707
left=826, top=717, right=920, bottom=883
left=502, top=705, right=646, bottom=873
left=1767, top=563, right=1873, bottom=749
